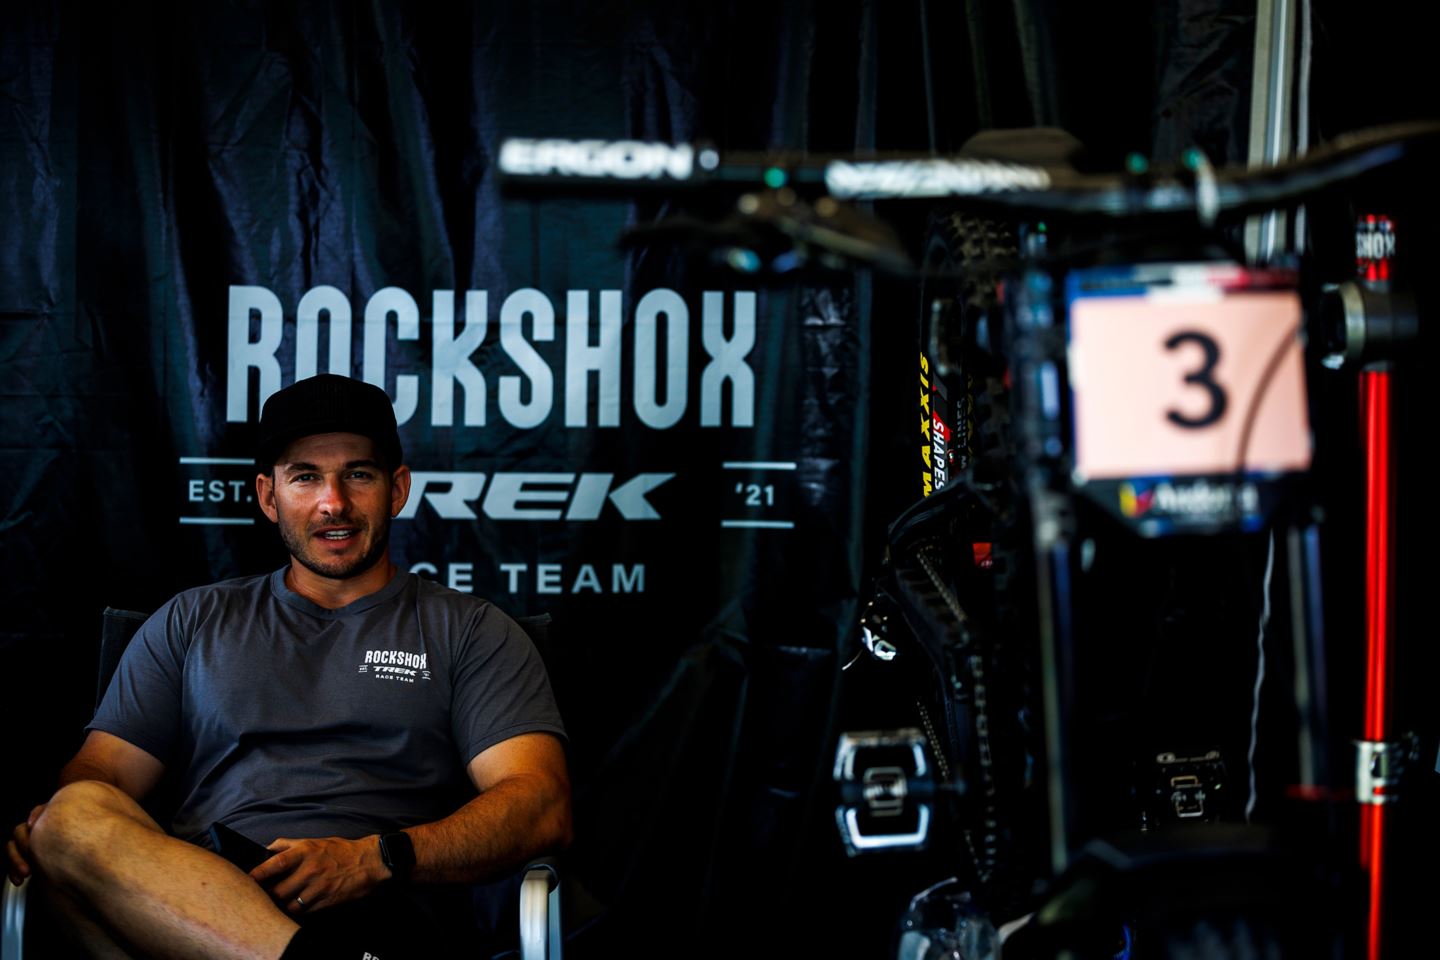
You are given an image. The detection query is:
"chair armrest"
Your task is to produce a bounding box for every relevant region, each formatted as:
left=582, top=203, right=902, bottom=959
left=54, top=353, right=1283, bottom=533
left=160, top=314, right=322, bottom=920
left=2, top=876, right=27, bottom=960
left=519, top=857, right=560, bottom=960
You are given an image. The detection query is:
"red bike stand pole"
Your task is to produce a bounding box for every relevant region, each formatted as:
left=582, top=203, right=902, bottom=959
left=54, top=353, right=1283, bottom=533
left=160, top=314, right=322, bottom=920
left=1351, top=212, right=1402, bottom=960
left=1358, top=366, right=1393, bottom=960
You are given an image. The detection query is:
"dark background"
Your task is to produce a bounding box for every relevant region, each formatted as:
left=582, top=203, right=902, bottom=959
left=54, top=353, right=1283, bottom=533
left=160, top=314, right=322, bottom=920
left=3, top=2, right=1434, bottom=955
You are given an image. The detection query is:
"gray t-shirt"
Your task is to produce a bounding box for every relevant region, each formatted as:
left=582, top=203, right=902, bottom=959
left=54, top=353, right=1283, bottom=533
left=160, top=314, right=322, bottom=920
left=88, top=569, right=566, bottom=846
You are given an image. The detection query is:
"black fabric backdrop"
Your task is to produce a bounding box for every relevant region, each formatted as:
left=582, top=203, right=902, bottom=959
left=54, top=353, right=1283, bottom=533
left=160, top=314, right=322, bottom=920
left=3, top=2, right=1434, bottom=955
left=0, top=7, right=902, bottom=952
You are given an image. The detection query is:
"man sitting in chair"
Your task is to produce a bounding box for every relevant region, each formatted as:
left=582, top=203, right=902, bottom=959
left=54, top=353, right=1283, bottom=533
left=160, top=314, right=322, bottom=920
left=5, top=374, right=571, bottom=960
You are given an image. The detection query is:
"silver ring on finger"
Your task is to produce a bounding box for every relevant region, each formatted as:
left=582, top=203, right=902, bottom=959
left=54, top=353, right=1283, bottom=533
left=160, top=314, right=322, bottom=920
left=294, top=896, right=306, bottom=909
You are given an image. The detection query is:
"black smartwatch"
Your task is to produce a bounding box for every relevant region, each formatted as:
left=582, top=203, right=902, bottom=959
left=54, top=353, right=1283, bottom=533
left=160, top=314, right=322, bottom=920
left=378, top=831, right=416, bottom=882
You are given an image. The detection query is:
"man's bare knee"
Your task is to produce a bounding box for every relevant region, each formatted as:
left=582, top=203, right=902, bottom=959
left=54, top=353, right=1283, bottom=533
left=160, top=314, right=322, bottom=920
left=31, top=781, right=156, bottom=887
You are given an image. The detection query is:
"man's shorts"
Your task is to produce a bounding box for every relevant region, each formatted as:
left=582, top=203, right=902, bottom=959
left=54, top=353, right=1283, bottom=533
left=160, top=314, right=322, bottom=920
left=280, top=882, right=485, bottom=960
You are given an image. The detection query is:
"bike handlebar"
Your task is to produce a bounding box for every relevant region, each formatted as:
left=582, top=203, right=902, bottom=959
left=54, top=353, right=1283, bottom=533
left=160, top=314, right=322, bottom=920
left=498, top=120, right=1440, bottom=220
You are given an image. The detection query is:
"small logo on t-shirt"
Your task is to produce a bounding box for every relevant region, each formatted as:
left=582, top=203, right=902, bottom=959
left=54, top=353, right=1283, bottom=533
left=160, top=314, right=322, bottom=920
left=357, top=649, right=432, bottom=683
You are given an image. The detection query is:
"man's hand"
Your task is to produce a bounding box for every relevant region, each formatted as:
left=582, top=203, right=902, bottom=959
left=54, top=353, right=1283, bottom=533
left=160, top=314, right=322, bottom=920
left=250, top=835, right=390, bottom=915
left=6, top=805, right=46, bottom=886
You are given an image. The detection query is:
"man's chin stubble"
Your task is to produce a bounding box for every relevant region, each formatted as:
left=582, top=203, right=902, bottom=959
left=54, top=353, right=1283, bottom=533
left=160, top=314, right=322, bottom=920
left=282, top=524, right=390, bottom=581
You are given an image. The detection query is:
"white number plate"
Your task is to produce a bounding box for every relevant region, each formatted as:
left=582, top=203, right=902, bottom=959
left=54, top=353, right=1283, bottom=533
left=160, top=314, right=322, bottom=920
left=1068, top=276, right=1311, bottom=482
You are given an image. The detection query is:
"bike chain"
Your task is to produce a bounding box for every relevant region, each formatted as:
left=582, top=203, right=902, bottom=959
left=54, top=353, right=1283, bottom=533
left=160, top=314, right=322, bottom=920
left=916, top=697, right=952, bottom=784
left=967, top=652, right=998, bottom=885
left=914, top=542, right=1000, bottom=888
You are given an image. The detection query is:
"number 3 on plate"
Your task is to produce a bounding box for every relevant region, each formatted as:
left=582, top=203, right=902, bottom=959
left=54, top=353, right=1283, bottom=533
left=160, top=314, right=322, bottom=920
left=1164, top=330, right=1227, bottom=430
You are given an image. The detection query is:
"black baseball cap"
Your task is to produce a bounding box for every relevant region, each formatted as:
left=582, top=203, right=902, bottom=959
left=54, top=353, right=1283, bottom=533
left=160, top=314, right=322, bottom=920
left=257, top=374, right=403, bottom=471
